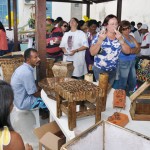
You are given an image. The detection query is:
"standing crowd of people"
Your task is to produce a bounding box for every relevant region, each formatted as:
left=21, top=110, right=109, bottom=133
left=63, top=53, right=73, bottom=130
left=0, top=14, right=150, bottom=149
left=45, top=15, right=149, bottom=94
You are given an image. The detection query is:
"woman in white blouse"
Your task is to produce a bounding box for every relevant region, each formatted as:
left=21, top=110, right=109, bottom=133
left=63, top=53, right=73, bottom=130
left=59, top=18, right=89, bottom=79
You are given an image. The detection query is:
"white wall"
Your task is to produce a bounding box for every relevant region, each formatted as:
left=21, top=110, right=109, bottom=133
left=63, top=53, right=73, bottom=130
left=88, top=0, right=150, bottom=28
left=121, top=0, right=150, bottom=25
left=18, top=0, right=34, bottom=28
left=52, top=2, right=71, bottom=22
left=18, top=0, right=150, bottom=28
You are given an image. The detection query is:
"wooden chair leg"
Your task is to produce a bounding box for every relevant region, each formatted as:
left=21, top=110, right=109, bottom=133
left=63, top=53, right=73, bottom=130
left=56, top=94, right=62, bottom=118
left=68, top=101, right=76, bottom=131
left=95, top=97, right=102, bottom=123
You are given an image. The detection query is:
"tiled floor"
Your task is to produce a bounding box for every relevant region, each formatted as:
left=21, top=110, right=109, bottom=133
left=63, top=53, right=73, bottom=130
left=10, top=107, right=49, bottom=150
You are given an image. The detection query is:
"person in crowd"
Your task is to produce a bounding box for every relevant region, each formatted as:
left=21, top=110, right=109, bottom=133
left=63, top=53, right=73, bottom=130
left=131, top=21, right=137, bottom=32
left=116, top=20, right=140, bottom=94
left=0, top=80, right=33, bottom=150
left=139, top=24, right=150, bottom=59
left=78, top=20, right=88, bottom=33
left=46, top=18, right=55, bottom=33
left=0, top=21, right=8, bottom=56
left=11, top=48, right=48, bottom=118
left=137, top=22, right=142, bottom=30
left=96, top=21, right=102, bottom=32
left=60, top=17, right=89, bottom=79
left=54, top=17, right=63, bottom=27
left=85, top=19, right=98, bottom=73
left=90, top=14, right=130, bottom=86
left=46, top=20, right=68, bottom=62
left=131, top=21, right=141, bottom=44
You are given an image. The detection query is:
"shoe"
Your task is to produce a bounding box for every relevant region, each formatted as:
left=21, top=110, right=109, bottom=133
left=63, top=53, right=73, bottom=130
left=39, top=109, right=49, bottom=120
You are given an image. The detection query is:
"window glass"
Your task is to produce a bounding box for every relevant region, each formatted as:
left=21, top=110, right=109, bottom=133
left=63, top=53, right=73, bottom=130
left=46, top=2, right=52, bottom=18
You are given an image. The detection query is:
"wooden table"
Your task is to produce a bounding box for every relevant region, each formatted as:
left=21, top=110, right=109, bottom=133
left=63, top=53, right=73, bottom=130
left=55, top=80, right=102, bottom=130
left=41, top=88, right=150, bottom=141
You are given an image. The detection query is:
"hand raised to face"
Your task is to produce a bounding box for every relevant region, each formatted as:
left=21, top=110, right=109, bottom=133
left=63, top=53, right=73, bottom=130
left=98, top=29, right=107, bottom=41
left=114, top=29, right=122, bottom=40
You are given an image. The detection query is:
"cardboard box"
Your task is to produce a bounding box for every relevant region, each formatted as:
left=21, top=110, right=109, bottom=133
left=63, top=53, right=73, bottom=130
left=34, top=121, right=66, bottom=150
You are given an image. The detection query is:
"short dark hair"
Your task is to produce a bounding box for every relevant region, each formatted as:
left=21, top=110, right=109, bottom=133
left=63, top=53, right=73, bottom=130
left=24, top=48, right=37, bottom=62
left=0, top=80, right=14, bottom=130
left=102, top=14, right=118, bottom=26
left=56, top=17, right=63, bottom=22
left=58, top=20, right=68, bottom=28
left=88, top=19, right=98, bottom=27
left=119, top=20, right=131, bottom=33
left=0, top=21, right=6, bottom=32
left=137, top=22, right=142, bottom=26
left=131, top=21, right=135, bottom=26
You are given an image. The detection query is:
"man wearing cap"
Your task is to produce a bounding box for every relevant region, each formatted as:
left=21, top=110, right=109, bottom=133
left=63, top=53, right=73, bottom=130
left=139, top=24, right=150, bottom=58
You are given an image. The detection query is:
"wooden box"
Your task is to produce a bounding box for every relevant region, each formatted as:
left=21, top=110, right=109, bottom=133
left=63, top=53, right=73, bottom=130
left=52, top=61, right=74, bottom=77
left=130, top=81, right=150, bottom=121
left=113, top=90, right=126, bottom=109
left=38, top=77, right=75, bottom=99
left=61, top=121, right=150, bottom=150
left=130, top=99, right=150, bottom=121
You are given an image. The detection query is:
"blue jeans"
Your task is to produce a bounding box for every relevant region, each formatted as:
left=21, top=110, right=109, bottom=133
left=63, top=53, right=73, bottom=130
left=117, top=59, right=136, bottom=91
left=93, top=66, right=116, bottom=86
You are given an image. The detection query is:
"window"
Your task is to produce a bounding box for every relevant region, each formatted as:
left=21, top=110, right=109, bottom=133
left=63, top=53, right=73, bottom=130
left=46, top=2, right=52, bottom=18
left=0, top=0, right=8, bottom=26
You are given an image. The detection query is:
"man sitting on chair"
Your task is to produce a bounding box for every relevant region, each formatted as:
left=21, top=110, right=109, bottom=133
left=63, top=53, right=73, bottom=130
left=11, top=48, right=48, bottom=118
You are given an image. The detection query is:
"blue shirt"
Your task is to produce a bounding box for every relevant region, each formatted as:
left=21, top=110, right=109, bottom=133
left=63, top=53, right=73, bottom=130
left=92, top=33, right=122, bottom=71
left=119, top=36, right=136, bottom=61
left=11, top=63, right=37, bottom=110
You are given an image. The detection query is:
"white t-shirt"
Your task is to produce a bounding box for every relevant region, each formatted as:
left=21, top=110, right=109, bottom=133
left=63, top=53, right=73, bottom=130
left=60, top=30, right=89, bottom=77
left=140, top=32, right=150, bottom=56
left=134, top=30, right=141, bottom=44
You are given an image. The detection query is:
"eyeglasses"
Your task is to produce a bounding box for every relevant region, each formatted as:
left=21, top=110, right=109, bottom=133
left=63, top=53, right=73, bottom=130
left=63, top=25, right=68, bottom=28
left=122, top=27, right=131, bottom=31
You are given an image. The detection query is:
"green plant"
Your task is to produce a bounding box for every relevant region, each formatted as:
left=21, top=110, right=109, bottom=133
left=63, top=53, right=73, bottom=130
left=28, top=18, right=35, bottom=29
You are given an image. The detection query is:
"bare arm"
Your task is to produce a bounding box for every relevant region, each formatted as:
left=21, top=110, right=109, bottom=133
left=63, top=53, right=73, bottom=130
left=32, top=83, right=41, bottom=97
left=6, top=131, right=25, bottom=150
left=115, top=30, right=131, bottom=54
left=70, top=46, right=88, bottom=56
left=90, top=39, right=103, bottom=56
left=25, top=143, right=33, bottom=150
left=33, top=91, right=41, bottom=97
left=130, top=35, right=141, bottom=54
left=140, top=44, right=150, bottom=49
left=9, top=131, right=33, bottom=150
left=61, top=47, right=67, bottom=53
left=90, top=31, right=106, bottom=56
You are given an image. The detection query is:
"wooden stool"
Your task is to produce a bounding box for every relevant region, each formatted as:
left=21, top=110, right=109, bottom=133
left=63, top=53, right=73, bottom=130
left=55, top=80, right=102, bottom=130
left=130, top=81, right=150, bottom=121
